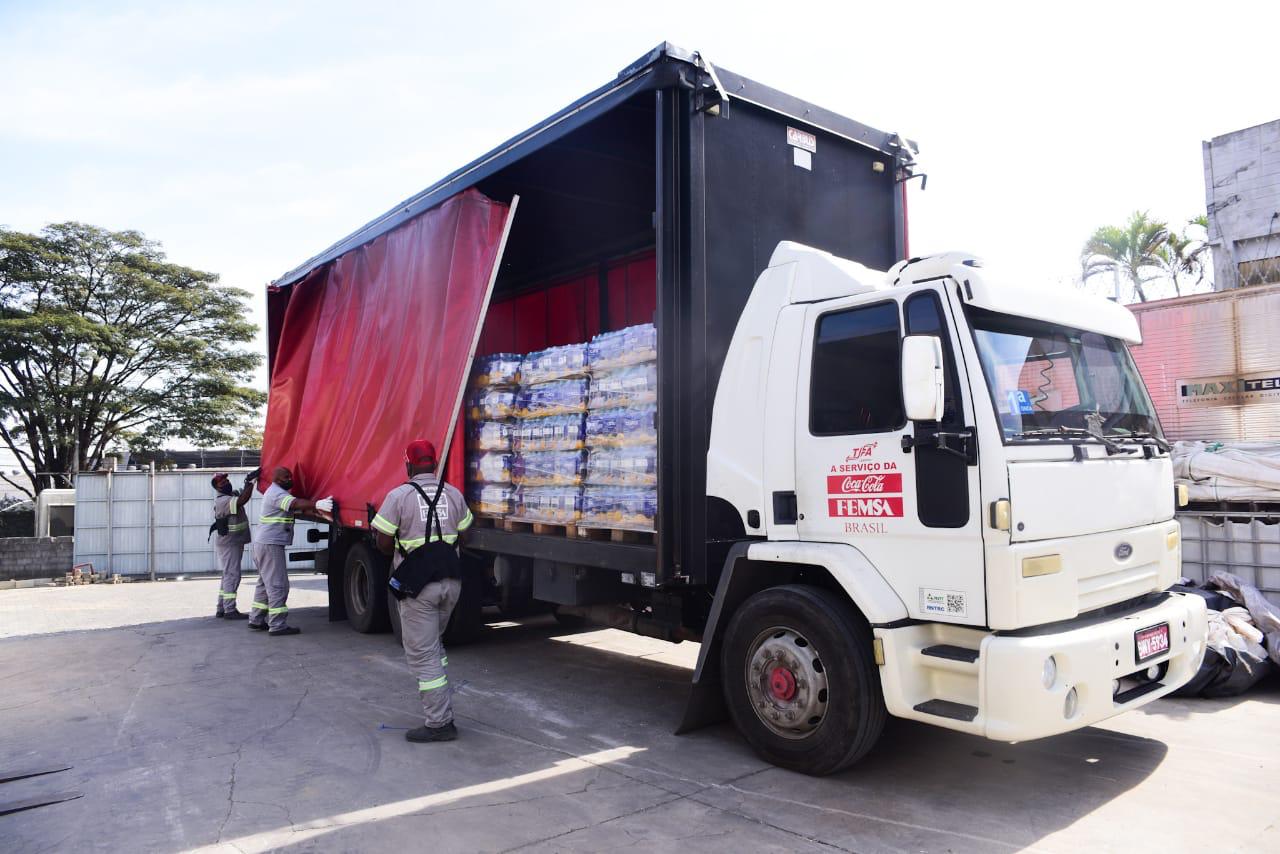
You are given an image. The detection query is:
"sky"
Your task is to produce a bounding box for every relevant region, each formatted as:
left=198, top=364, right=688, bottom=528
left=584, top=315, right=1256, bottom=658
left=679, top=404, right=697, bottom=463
left=3, top=0, right=1278, bottom=397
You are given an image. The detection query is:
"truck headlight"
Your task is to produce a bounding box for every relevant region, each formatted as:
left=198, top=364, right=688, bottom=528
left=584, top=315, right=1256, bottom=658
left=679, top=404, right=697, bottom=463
left=1064, top=687, right=1079, bottom=719
left=1042, top=656, right=1057, bottom=689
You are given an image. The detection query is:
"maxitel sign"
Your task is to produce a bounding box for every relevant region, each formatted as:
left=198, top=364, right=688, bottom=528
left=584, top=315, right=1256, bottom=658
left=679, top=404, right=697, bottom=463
left=1177, top=372, right=1280, bottom=407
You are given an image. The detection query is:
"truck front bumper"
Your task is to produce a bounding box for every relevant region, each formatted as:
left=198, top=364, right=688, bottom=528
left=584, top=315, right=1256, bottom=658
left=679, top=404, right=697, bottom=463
left=980, top=591, right=1208, bottom=741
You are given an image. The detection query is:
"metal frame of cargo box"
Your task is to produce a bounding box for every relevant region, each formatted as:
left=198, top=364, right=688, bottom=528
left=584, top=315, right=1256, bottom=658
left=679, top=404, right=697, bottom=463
left=273, top=43, right=917, bottom=598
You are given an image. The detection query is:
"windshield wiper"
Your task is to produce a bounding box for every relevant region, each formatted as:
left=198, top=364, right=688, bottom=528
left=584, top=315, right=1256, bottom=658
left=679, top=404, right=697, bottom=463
left=1116, top=431, right=1171, bottom=453
left=1012, top=426, right=1136, bottom=456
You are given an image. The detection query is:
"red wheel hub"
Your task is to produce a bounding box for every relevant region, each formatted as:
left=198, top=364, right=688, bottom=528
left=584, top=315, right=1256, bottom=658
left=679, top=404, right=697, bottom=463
left=768, top=666, right=797, bottom=701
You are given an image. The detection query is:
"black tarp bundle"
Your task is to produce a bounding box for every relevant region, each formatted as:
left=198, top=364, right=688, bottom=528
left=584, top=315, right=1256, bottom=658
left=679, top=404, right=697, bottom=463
left=1172, top=574, right=1279, bottom=698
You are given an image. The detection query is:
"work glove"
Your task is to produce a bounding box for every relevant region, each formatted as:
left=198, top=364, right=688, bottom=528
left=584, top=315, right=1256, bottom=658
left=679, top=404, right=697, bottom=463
left=245, top=467, right=261, bottom=483
left=315, top=496, right=335, bottom=513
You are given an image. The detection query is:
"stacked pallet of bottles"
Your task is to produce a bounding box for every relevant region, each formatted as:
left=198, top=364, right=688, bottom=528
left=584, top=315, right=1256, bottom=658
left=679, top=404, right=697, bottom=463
left=509, top=343, right=590, bottom=525
left=464, top=354, right=520, bottom=518
left=580, top=324, right=658, bottom=533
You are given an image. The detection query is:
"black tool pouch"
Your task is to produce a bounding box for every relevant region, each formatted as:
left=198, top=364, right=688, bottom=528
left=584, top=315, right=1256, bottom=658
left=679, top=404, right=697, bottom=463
left=388, top=480, right=461, bottom=601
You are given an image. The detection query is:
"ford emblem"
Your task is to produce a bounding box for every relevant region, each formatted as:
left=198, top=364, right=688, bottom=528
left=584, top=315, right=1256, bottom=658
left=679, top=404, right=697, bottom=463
left=1115, top=542, right=1133, bottom=561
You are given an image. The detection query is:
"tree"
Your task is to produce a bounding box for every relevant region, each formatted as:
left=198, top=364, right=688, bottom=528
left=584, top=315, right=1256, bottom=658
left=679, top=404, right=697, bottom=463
left=0, top=223, right=264, bottom=495
left=1153, top=215, right=1212, bottom=297
left=1080, top=211, right=1170, bottom=302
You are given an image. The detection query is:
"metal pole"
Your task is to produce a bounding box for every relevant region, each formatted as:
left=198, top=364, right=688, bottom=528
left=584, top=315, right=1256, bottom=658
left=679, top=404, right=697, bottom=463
left=148, top=461, right=156, bottom=582
left=105, top=468, right=113, bottom=574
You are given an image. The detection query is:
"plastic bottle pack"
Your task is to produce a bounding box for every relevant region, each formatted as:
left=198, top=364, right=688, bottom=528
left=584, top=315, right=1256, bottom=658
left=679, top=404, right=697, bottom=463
left=587, top=363, right=657, bottom=410
left=471, top=353, right=522, bottom=388
left=467, top=451, right=514, bottom=484
left=519, top=343, right=589, bottom=385
left=512, top=450, right=587, bottom=487
left=585, top=446, right=657, bottom=486
left=587, top=323, right=656, bottom=371
left=513, top=486, right=583, bottom=524
left=513, top=413, right=587, bottom=452
left=585, top=404, right=658, bottom=448
left=467, top=420, right=513, bottom=452
left=580, top=487, right=657, bottom=531
left=515, top=378, right=590, bottom=418
left=466, top=484, right=515, bottom=518
left=467, top=388, right=517, bottom=421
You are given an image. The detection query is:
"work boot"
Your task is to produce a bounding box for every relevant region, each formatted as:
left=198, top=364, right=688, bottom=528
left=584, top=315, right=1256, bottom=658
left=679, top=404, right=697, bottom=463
left=223, top=611, right=248, bottom=621
left=248, top=622, right=269, bottom=631
left=269, top=626, right=301, bottom=637
left=214, top=612, right=225, bottom=619
left=405, top=722, right=457, bottom=743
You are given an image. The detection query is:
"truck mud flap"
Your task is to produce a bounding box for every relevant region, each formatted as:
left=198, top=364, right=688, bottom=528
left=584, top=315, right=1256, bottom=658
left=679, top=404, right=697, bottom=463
left=675, top=543, right=760, bottom=734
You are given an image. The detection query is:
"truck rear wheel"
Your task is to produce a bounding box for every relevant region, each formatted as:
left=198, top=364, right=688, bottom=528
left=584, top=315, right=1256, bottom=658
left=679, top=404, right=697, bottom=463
left=344, top=542, right=391, bottom=634
left=721, top=584, right=885, bottom=775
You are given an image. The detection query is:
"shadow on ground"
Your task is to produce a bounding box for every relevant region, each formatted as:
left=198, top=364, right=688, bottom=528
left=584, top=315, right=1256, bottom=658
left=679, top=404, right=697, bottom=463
left=0, top=601, right=1188, bottom=853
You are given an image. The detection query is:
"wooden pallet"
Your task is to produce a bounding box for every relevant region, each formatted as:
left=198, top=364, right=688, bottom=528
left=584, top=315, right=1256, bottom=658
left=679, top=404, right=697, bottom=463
left=482, top=516, right=652, bottom=543
left=575, top=526, right=655, bottom=545
left=498, top=518, right=581, bottom=538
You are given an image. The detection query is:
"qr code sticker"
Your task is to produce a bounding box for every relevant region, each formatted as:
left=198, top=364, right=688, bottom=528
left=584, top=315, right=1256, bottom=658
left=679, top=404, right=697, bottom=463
left=920, top=588, right=967, bottom=617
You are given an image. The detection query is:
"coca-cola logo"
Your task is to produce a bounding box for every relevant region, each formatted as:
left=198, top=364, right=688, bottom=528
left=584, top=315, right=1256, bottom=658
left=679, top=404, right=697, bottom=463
left=827, top=473, right=902, bottom=495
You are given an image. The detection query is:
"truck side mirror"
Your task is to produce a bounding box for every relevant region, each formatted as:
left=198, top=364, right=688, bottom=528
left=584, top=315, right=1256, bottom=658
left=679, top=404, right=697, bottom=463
left=901, top=335, right=945, bottom=422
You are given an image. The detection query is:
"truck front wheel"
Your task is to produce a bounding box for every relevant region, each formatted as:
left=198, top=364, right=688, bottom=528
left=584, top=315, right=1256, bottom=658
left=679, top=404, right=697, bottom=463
left=721, top=584, right=885, bottom=775
left=344, top=542, right=391, bottom=633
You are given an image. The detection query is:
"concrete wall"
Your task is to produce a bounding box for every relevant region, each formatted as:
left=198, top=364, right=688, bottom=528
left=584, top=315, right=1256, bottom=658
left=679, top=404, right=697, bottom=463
left=1203, top=119, right=1280, bottom=289
left=0, top=536, right=74, bottom=580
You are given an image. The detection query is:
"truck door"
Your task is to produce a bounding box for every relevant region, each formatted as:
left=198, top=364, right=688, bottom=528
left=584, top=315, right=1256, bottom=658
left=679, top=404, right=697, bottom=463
left=793, top=286, right=986, bottom=625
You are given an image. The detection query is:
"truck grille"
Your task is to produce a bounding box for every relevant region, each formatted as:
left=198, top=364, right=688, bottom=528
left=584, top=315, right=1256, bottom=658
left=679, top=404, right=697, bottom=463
left=1078, top=562, right=1161, bottom=613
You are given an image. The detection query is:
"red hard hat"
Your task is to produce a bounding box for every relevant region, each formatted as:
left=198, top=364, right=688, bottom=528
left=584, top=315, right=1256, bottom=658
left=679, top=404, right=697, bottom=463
left=405, top=439, right=437, bottom=466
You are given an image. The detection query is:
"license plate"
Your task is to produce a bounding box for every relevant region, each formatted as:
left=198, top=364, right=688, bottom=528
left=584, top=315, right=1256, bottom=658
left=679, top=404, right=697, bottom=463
left=1134, top=623, right=1170, bottom=663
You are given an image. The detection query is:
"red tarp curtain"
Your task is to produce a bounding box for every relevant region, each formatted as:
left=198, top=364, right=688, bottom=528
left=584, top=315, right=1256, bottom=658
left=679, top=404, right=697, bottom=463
left=260, top=189, right=511, bottom=528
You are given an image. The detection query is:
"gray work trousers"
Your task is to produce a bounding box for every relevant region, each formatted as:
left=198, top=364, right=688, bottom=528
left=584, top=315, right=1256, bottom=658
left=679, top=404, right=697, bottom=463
left=398, top=578, right=462, bottom=727
left=214, top=535, right=247, bottom=614
left=249, top=543, right=290, bottom=631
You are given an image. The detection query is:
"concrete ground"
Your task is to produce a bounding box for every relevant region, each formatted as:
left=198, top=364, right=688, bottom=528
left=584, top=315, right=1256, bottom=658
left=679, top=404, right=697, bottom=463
left=1, top=576, right=1277, bottom=854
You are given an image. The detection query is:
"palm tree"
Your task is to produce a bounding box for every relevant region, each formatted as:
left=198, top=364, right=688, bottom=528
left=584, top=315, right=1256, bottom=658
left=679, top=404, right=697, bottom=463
left=1081, top=211, right=1170, bottom=302
left=1154, top=216, right=1213, bottom=296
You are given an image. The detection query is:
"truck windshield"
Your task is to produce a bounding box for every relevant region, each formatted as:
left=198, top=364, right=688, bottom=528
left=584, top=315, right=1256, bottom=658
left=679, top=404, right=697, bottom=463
left=968, top=307, right=1162, bottom=442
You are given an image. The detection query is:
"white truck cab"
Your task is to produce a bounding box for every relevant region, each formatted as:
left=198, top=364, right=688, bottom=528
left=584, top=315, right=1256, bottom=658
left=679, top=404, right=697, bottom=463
left=704, top=242, right=1208, bottom=766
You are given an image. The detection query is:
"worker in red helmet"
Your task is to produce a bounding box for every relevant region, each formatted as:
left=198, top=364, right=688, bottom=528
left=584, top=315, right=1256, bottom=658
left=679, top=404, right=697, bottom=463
left=210, top=469, right=258, bottom=619
left=372, top=439, right=473, bottom=743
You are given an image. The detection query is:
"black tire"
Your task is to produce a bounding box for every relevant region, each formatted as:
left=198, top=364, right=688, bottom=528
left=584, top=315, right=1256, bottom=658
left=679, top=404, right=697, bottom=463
left=721, top=584, right=886, bottom=775
left=442, top=559, right=485, bottom=646
left=344, top=542, right=391, bottom=634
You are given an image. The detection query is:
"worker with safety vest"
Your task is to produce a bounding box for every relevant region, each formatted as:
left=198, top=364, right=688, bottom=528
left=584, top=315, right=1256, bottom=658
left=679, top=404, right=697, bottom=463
left=373, top=439, right=473, bottom=743
left=250, top=466, right=332, bottom=636
left=211, top=469, right=258, bottom=619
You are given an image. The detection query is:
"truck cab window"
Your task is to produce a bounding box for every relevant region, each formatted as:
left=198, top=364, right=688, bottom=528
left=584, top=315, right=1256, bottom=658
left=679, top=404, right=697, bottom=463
left=810, top=302, right=904, bottom=434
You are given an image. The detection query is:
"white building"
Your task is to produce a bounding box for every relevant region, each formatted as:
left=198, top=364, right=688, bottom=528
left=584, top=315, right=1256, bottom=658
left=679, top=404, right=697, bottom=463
left=1203, top=119, right=1280, bottom=289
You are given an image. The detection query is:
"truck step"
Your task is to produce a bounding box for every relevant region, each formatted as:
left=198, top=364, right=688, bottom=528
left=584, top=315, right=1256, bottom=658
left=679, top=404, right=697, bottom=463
left=921, top=644, right=980, bottom=664
left=913, top=699, right=979, bottom=722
